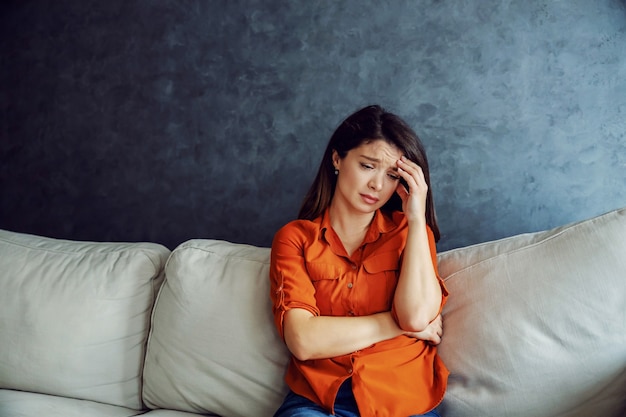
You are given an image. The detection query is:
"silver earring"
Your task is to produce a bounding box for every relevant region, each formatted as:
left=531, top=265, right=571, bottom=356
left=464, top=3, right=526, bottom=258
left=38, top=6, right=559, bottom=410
left=334, top=169, right=339, bottom=175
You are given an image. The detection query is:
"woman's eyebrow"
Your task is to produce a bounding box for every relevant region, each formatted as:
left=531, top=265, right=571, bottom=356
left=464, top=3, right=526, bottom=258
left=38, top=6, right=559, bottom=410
left=360, top=155, right=399, bottom=170
left=360, top=155, right=381, bottom=162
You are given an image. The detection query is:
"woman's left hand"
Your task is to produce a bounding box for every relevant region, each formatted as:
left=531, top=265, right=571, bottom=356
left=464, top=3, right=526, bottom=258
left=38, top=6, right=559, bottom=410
left=396, top=156, right=428, bottom=222
left=404, top=314, right=443, bottom=345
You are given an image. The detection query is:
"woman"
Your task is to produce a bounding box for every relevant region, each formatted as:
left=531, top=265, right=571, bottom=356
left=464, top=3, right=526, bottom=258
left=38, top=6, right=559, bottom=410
left=269, top=105, right=448, bottom=417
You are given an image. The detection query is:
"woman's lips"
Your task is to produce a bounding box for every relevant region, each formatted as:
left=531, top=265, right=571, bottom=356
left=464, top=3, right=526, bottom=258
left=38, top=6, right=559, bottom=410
left=360, top=194, right=379, bottom=204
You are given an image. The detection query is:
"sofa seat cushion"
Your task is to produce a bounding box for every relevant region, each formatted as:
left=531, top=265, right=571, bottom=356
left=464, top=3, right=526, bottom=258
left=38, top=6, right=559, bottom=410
left=437, top=207, right=626, bottom=417
left=143, top=239, right=290, bottom=417
left=0, top=229, right=170, bottom=410
left=141, top=409, right=218, bottom=417
left=0, top=389, right=141, bottom=417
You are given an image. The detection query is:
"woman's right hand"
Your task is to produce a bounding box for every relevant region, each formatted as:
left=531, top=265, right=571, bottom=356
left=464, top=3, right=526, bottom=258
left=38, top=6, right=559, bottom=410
left=404, top=314, right=443, bottom=345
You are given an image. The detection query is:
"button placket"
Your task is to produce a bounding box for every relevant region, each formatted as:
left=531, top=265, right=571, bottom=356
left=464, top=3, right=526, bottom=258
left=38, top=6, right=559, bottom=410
left=348, top=355, right=355, bottom=375
left=344, top=259, right=360, bottom=317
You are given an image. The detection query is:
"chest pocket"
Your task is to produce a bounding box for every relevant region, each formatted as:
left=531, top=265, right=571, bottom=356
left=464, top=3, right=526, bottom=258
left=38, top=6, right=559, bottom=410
left=362, top=252, right=400, bottom=313
left=305, top=262, right=343, bottom=315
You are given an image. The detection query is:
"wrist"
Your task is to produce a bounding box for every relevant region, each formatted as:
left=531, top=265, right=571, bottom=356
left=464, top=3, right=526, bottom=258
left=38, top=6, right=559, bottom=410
left=407, top=218, right=428, bottom=233
left=379, top=311, right=404, bottom=338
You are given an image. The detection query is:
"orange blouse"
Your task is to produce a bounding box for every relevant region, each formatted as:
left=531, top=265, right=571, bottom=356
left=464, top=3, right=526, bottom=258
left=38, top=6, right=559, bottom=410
left=269, top=208, right=449, bottom=417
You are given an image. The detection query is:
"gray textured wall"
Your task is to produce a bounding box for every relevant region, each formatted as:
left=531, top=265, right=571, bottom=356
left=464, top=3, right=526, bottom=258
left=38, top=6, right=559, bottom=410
left=1, top=0, right=625, bottom=251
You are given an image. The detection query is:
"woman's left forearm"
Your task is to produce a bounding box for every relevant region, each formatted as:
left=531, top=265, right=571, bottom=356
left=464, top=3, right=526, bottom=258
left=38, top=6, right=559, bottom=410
left=393, top=220, right=442, bottom=332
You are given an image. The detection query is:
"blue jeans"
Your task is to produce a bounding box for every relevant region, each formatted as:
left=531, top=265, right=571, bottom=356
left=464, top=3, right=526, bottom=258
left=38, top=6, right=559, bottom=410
left=273, top=379, right=441, bottom=417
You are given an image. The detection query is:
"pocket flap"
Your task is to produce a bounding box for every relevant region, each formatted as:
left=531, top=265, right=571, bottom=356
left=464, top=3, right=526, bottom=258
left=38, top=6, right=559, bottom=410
left=362, top=252, right=400, bottom=274
left=305, top=262, right=342, bottom=281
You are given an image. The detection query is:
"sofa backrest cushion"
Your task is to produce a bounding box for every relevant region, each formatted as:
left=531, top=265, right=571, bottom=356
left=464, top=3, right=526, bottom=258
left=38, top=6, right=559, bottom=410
left=142, top=239, right=290, bottom=417
left=437, top=207, right=626, bottom=417
left=0, top=229, right=170, bottom=410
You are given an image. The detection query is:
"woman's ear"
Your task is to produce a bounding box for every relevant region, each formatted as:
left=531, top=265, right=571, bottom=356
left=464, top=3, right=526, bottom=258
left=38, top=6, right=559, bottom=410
left=331, top=149, right=340, bottom=171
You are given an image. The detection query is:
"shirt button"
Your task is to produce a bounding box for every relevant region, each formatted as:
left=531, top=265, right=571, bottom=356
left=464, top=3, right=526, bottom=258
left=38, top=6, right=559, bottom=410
left=348, top=368, right=353, bottom=374
left=351, top=264, right=357, bottom=270
left=347, top=283, right=353, bottom=289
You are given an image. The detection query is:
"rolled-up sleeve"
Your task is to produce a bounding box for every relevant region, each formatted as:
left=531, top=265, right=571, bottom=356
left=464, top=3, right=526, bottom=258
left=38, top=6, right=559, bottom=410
left=269, top=223, right=320, bottom=340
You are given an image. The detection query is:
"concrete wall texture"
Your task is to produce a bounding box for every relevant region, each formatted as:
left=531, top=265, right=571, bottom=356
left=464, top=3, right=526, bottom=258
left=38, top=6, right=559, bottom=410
left=1, top=0, right=625, bottom=251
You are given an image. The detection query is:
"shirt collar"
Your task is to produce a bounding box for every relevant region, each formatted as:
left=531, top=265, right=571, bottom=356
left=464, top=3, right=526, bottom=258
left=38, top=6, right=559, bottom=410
left=318, top=207, right=400, bottom=246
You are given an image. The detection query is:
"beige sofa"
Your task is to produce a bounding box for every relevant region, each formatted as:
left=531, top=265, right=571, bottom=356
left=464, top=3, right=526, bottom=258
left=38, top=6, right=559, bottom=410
left=1, top=207, right=624, bottom=417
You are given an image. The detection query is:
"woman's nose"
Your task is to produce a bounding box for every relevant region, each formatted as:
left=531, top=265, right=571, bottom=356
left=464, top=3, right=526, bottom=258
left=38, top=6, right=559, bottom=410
left=368, top=175, right=383, bottom=190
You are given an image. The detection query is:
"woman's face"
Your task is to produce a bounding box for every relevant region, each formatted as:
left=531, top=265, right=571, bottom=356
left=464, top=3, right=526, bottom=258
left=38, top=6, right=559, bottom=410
left=332, top=139, right=404, bottom=215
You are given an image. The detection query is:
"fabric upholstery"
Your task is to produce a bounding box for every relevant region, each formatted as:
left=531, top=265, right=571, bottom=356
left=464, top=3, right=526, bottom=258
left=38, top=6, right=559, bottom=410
left=142, top=410, right=219, bottom=417
left=0, top=389, right=139, bottom=417
left=0, top=229, right=170, bottom=409
left=0, top=388, right=213, bottom=417
left=142, top=239, right=290, bottom=417
left=437, top=207, right=626, bottom=417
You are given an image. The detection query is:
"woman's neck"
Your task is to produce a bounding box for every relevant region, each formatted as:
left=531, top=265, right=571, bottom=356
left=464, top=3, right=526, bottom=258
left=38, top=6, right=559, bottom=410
left=328, top=200, right=375, bottom=255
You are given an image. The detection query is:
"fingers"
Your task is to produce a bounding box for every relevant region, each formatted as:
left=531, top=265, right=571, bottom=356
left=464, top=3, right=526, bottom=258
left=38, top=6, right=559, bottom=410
left=397, top=156, right=426, bottom=182
left=397, top=157, right=427, bottom=195
left=429, top=315, right=443, bottom=345
left=435, top=314, right=443, bottom=336
left=404, top=314, right=444, bottom=345
left=429, top=334, right=442, bottom=346
left=430, top=323, right=443, bottom=345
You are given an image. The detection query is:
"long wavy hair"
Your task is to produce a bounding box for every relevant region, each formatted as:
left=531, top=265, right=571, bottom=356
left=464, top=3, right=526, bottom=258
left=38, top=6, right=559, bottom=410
left=298, top=105, right=440, bottom=241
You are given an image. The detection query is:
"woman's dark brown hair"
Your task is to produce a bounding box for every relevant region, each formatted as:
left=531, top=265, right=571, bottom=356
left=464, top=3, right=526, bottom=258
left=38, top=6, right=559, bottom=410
left=298, top=104, right=440, bottom=241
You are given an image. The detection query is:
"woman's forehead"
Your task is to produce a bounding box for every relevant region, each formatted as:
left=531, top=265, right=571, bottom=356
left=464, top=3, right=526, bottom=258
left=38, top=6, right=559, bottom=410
left=351, top=140, right=403, bottom=164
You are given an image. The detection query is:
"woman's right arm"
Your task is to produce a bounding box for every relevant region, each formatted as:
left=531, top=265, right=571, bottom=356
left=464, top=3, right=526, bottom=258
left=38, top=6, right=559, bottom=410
left=282, top=308, right=403, bottom=361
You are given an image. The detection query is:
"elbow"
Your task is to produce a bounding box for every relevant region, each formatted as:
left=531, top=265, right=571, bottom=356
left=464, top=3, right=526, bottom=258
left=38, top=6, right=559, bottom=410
left=285, top=332, right=315, bottom=361
left=287, top=339, right=315, bottom=362
left=283, top=309, right=319, bottom=361
left=397, top=315, right=431, bottom=333
left=394, top=296, right=442, bottom=332
left=291, top=348, right=314, bottom=362
left=396, top=306, right=439, bottom=332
